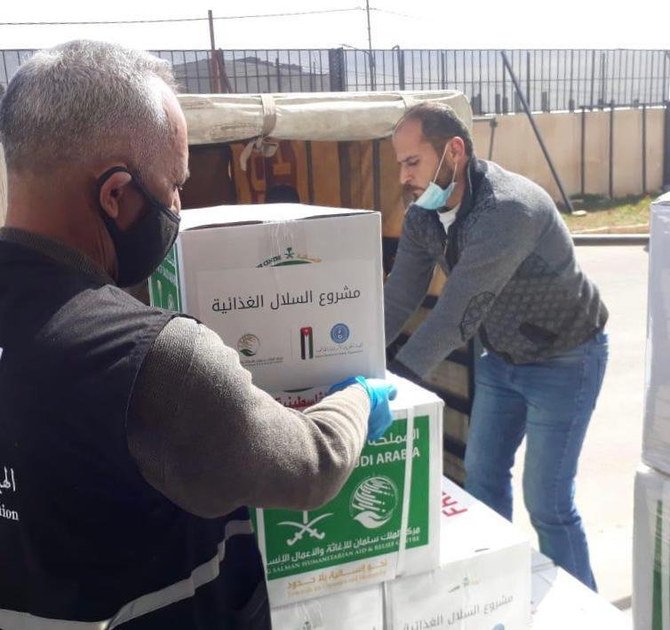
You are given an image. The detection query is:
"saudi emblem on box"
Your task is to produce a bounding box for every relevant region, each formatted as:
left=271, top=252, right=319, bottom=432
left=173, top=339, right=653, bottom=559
left=254, top=374, right=443, bottom=607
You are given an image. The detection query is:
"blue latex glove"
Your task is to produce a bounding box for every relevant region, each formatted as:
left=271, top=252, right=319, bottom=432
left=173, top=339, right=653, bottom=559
left=328, top=376, right=398, bottom=441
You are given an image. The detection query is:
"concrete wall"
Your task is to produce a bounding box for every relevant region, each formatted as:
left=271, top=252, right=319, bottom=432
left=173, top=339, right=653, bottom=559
left=0, top=107, right=664, bottom=228
left=471, top=107, right=665, bottom=201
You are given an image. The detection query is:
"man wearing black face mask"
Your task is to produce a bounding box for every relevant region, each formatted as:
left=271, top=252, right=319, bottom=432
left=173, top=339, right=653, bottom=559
left=0, top=40, right=396, bottom=629
left=96, top=166, right=182, bottom=288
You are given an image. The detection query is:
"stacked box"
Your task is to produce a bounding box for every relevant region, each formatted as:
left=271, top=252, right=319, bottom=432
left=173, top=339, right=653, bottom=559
left=272, top=481, right=629, bottom=629
left=532, top=564, right=628, bottom=628
left=634, top=464, right=670, bottom=630
left=257, top=374, right=443, bottom=607
left=270, top=584, right=383, bottom=630
left=643, top=191, right=670, bottom=474
left=149, top=203, right=446, bottom=609
left=384, top=477, right=530, bottom=630
left=635, top=192, right=670, bottom=630
left=272, top=477, right=531, bottom=629
left=149, top=203, right=386, bottom=393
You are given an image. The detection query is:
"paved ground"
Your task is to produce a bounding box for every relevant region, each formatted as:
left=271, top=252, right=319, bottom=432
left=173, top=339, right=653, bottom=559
left=510, top=244, right=648, bottom=616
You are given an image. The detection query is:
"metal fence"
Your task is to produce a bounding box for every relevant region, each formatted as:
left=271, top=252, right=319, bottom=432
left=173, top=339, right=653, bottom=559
left=1, top=47, right=668, bottom=114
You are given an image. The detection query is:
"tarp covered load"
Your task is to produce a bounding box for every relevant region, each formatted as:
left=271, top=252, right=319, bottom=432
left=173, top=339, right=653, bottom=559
left=179, top=90, right=473, bottom=146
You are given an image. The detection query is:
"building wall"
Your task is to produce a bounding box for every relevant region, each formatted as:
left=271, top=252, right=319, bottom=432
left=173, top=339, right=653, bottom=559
left=471, top=107, right=665, bottom=201
left=0, top=107, right=665, bottom=228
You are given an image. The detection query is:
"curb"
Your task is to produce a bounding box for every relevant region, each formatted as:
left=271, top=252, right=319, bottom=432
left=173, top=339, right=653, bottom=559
left=572, top=233, right=649, bottom=246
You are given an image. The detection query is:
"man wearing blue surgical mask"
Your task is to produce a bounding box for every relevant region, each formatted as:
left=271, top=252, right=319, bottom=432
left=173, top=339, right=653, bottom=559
left=385, top=102, right=608, bottom=592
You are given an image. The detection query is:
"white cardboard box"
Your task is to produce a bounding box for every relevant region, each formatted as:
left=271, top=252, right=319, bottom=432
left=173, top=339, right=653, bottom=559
left=270, top=583, right=384, bottom=630
left=272, top=483, right=630, bottom=630
left=271, top=477, right=530, bottom=629
left=643, top=191, right=670, bottom=475
left=633, top=463, right=670, bottom=630
left=149, top=203, right=386, bottom=393
left=384, top=477, right=531, bottom=630
left=257, top=375, right=443, bottom=608
left=532, top=564, right=627, bottom=629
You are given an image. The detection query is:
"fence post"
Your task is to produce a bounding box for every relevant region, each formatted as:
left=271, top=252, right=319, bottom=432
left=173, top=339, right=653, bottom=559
left=275, top=57, right=282, bottom=92
left=328, top=48, right=346, bottom=91
left=609, top=101, right=615, bottom=199
left=590, top=49, right=596, bottom=110
left=501, top=51, right=574, bottom=213
left=216, top=50, right=233, bottom=93
left=392, top=45, right=405, bottom=90
left=502, top=52, right=508, bottom=114
left=581, top=106, right=587, bottom=196
left=526, top=51, right=531, bottom=110
left=208, top=10, right=221, bottom=93
left=569, top=49, right=575, bottom=112
left=600, top=53, right=607, bottom=110
left=642, top=104, right=647, bottom=195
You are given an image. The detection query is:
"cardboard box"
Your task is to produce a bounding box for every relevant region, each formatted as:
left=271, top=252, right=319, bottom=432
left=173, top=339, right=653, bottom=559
left=384, top=477, right=531, bottom=630
left=255, top=375, right=443, bottom=608
left=271, top=478, right=532, bottom=629
left=532, top=564, right=628, bottom=629
left=270, top=583, right=383, bottom=630
left=272, top=483, right=630, bottom=630
left=643, top=191, right=670, bottom=475
left=149, top=203, right=386, bottom=393
left=633, top=463, right=670, bottom=630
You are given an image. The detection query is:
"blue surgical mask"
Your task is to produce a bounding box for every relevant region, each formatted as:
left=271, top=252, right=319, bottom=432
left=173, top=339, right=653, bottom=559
left=414, top=143, right=457, bottom=211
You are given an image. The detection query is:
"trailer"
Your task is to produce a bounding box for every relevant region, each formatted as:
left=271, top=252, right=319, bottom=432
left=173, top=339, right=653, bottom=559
left=176, top=89, right=475, bottom=484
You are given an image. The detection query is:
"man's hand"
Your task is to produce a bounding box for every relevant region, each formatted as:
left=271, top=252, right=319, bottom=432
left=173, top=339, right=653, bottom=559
left=328, top=376, right=398, bottom=441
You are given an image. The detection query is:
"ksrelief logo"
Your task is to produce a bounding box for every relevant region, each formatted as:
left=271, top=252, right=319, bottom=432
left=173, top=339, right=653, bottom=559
left=330, top=323, right=350, bottom=344
left=350, top=476, right=399, bottom=529
left=237, top=334, right=260, bottom=357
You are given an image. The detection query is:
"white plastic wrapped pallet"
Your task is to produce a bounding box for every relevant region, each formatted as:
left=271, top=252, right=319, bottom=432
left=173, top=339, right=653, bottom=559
left=643, top=191, right=670, bottom=474
left=633, top=463, right=670, bottom=630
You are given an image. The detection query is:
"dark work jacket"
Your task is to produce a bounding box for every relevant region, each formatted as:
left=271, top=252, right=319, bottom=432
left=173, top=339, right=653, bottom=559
left=0, top=238, right=269, bottom=629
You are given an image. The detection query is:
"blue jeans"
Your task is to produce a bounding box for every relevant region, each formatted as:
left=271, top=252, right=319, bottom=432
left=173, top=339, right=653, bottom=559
left=464, top=332, right=608, bottom=590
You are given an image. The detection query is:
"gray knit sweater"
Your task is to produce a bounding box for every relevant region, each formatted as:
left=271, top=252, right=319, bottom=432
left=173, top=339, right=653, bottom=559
left=385, top=157, right=608, bottom=378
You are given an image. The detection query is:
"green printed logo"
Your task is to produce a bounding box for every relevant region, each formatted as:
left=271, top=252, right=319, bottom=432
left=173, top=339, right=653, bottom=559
left=350, top=476, right=399, bottom=529
left=652, top=498, right=664, bottom=630
left=256, top=246, right=320, bottom=268
left=278, top=511, right=334, bottom=546
left=259, top=416, right=431, bottom=579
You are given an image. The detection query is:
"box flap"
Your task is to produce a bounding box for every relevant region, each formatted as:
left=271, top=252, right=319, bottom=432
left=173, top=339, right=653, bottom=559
left=179, top=203, right=374, bottom=232
left=651, top=191, right=670, bottom=208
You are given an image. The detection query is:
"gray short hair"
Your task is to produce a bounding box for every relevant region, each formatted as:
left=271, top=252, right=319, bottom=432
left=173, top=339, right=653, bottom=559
left=0, top=40, right=178, bottom=174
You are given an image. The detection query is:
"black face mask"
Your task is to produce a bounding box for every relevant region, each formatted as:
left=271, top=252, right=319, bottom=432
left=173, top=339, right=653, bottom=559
left=97, top=166, right=180, bottom=288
